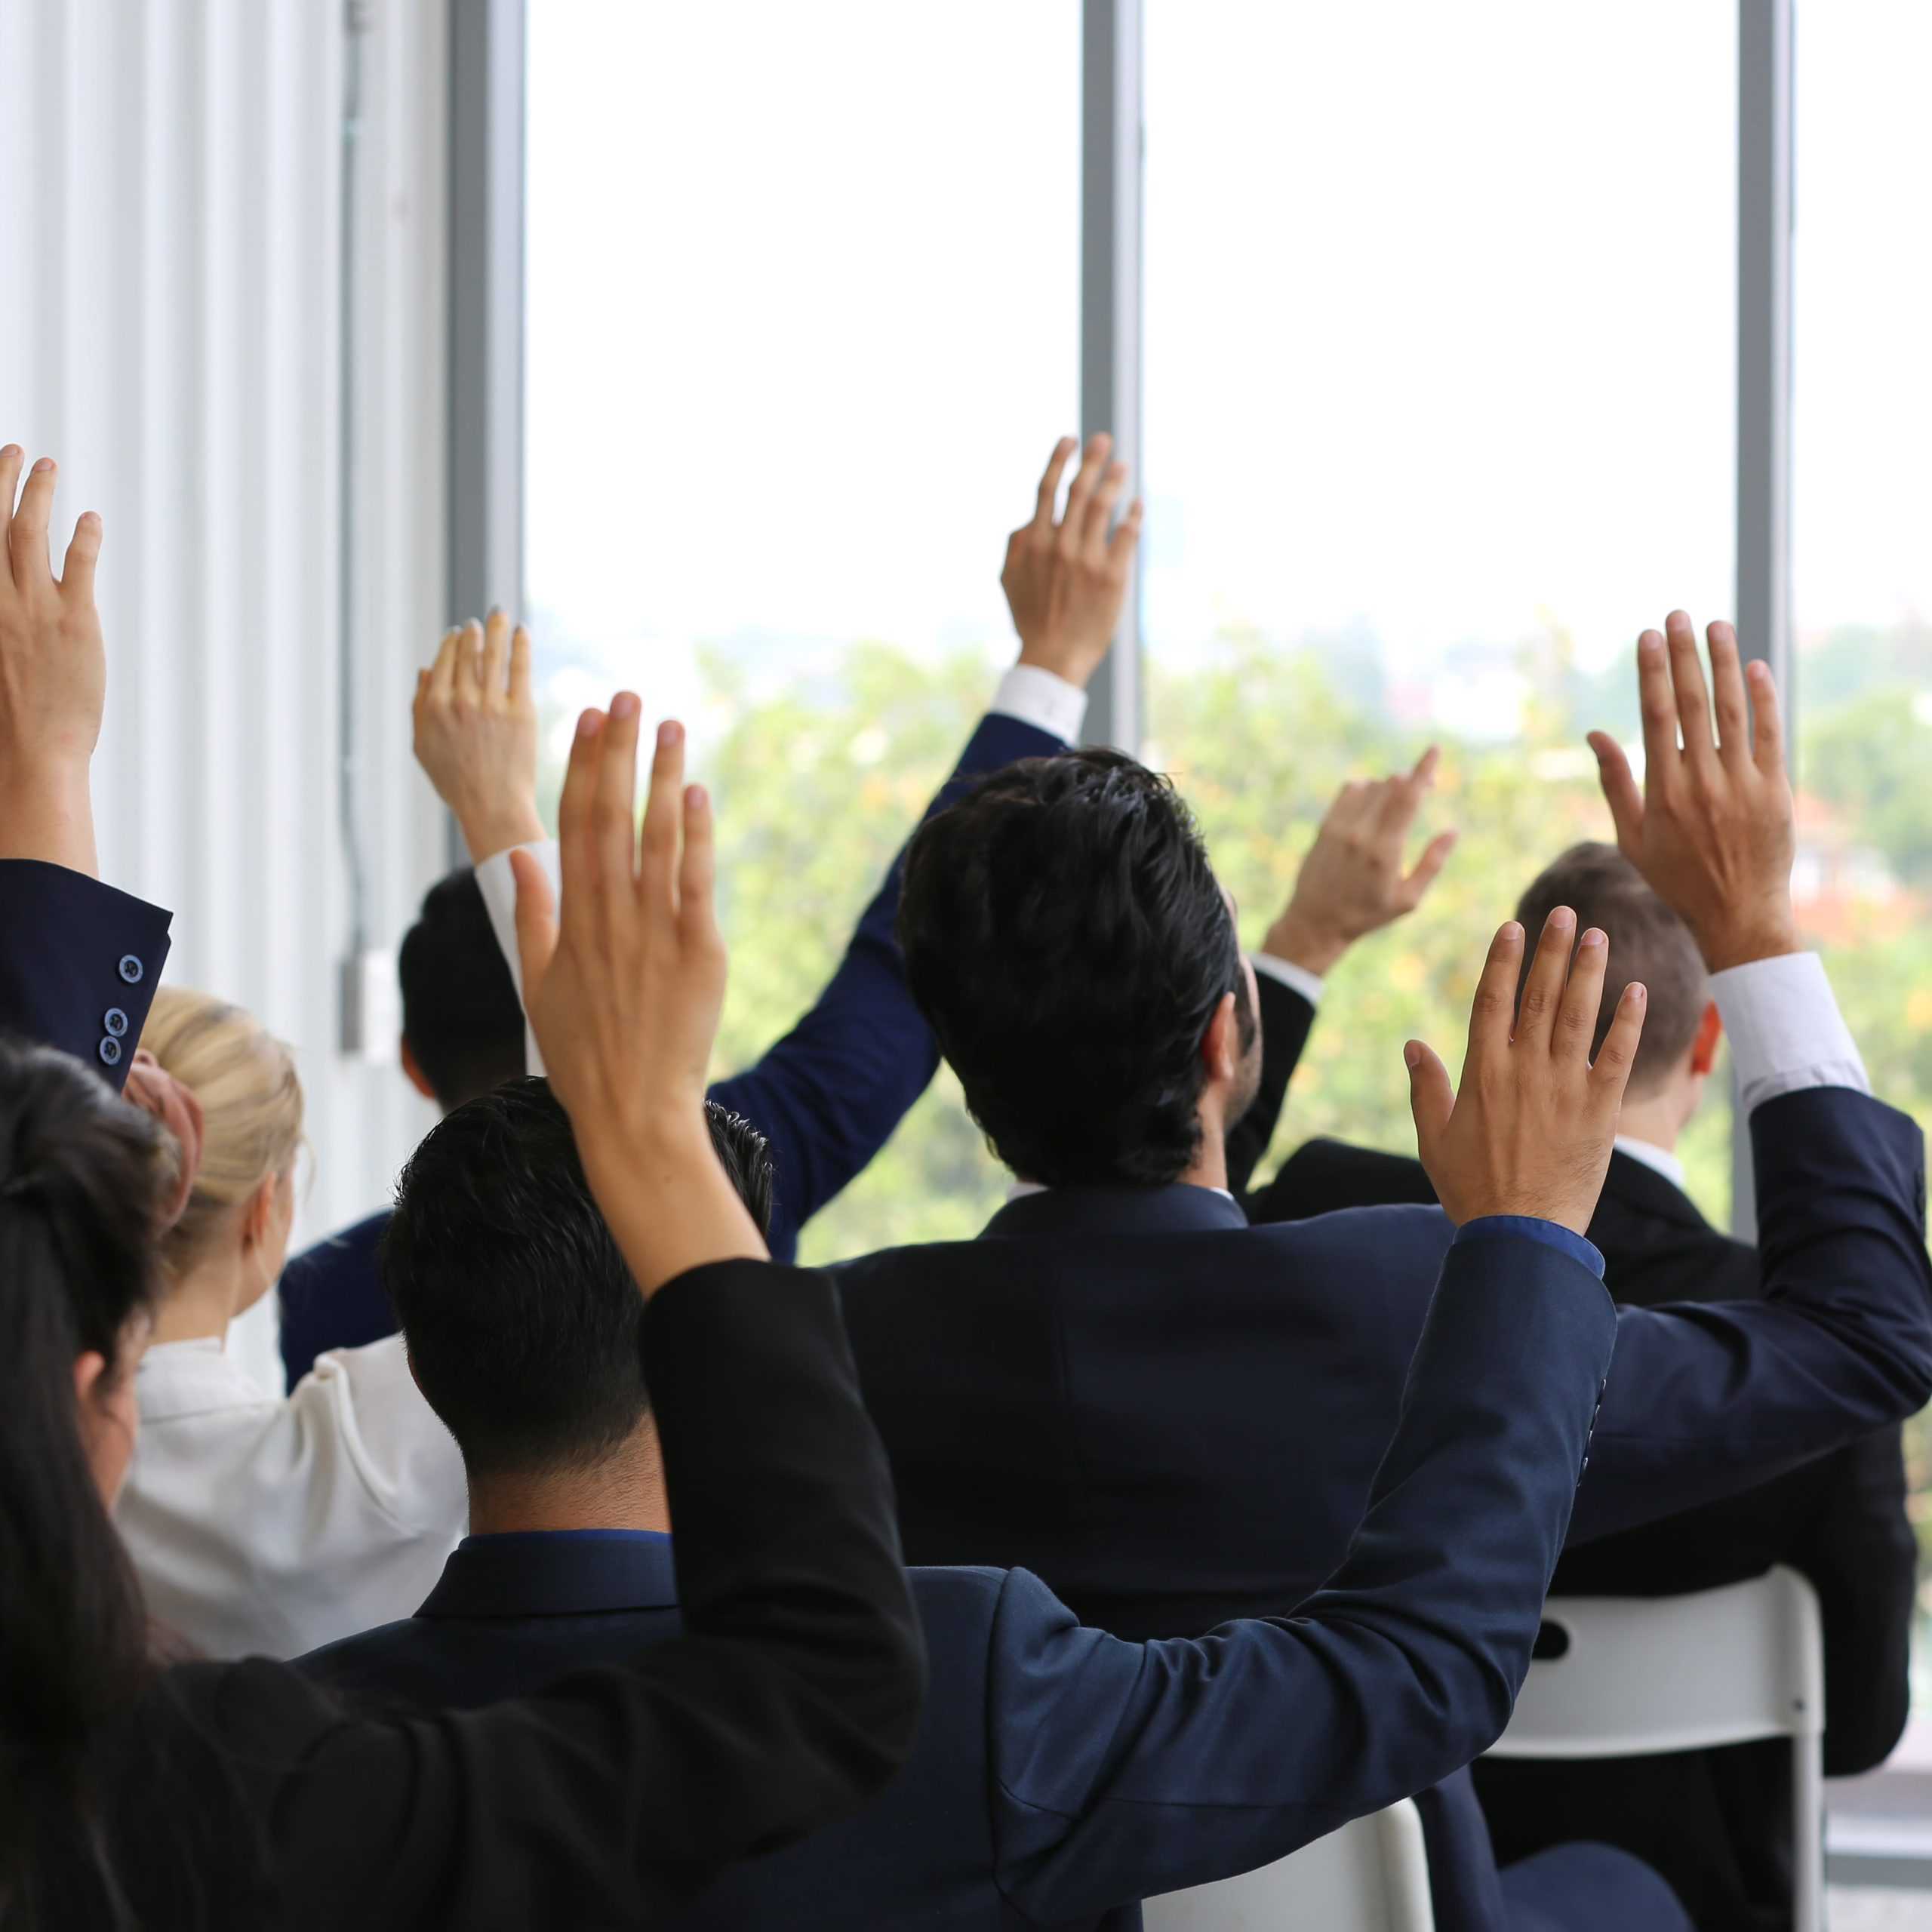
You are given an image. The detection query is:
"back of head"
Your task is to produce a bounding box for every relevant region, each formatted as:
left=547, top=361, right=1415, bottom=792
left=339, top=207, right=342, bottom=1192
left=383, top=1081, right=773, bottom=1481
left=137, top=989, right=304, bottom=1277
left=897, top=749, right=1245, bottom=1187
left=0, top=1039, right=165, bottom=1924
left=398, top=869, right=527, bottom=1112
left=1515, top=842, right=1709, bottom=1092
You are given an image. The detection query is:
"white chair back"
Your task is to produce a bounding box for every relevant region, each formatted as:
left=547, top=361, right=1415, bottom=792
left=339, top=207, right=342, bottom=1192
left=1142, top=1799, right=1435, bottom=1932
left=1487, top=1565, right=1825, bottom=1932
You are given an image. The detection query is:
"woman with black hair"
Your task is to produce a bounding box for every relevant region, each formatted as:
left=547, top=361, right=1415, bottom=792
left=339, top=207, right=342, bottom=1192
left=0, top=448, right=923, bottom=1928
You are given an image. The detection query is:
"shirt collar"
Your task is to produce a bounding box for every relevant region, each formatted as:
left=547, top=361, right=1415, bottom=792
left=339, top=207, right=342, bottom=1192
left=419, top=1528, right=678, bottom=1620
left=1008, top=1179, right=1236, bottom=1204
left=1612, top=1136, right=1687, bottom=1192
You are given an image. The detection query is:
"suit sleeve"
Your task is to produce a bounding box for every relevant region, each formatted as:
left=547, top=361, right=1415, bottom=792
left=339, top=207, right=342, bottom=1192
left=171, top=1261, right=926, bottom=1930
left=1571, top=1085, right=1932, bottom=1543
left=709, top=708, right=1064, bottom=1256
left=1225, top=969, right=1315, bottom=1201
left=986, top=1235, right=1617, bottom=1922
left=0, top=858, right=172, bottom=1093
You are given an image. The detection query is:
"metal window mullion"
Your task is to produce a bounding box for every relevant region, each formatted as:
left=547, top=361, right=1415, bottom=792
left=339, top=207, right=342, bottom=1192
left=1080, top=0, right=1144, bottom=754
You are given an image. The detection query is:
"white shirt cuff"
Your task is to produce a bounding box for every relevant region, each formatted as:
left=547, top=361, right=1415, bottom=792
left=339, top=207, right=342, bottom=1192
left=1710, top=951, right=1870, bottom=1115
left=472, top=841, right=558, bottom=1078
left=991, top=664, right=1088, bottom=745
left=1251, top=952, right=1325, bottom=1008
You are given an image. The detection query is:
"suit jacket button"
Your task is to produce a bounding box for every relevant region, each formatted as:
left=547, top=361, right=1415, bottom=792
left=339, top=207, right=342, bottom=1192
left=118, top=954, right=145, bottom=985
left=104, top=1008, right=130, bottom=1038
left=98, top=1036, right=123, bottom=1068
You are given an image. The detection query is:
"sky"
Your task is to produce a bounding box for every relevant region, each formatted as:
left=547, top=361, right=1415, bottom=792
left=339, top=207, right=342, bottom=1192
left=524, top=0, right=1930, bottom=746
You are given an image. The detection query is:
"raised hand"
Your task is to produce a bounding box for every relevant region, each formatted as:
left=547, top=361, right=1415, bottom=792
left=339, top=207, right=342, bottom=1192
left=1263, top=749, right=1458, bottom=976
left=1407, top=910, right=1647, bottom=1235
left=1001, top=432, right=1143, bottom=689
left=0, top=448, right=106, bottom=874
left=509, top=699, right=763, bottom=1293
left=1588, top=613, right=1797, bottom=972
left=413, top=611, right=544, bottom=861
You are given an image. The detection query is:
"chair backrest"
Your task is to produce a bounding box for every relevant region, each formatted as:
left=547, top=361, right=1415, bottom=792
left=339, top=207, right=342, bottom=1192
left=1141, top=1800, right=1435, bottom=1932
left=1487, top=1564, right=1824, bottom=1760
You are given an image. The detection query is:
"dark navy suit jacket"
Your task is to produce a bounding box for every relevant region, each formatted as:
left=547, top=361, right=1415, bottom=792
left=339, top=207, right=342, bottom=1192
left=303, top=1226, right=1618, bottom=1930
left=0, top=858, right=172, bottom=1091
left=278, top=706, right=1066, bottom=1384
left=830, top=1089, right=1932, bottom=1931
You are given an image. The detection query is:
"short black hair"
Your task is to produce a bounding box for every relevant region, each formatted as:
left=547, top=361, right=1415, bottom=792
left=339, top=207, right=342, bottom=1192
left=898, top=749, right=1248, bottom=1188
left=1515, top=843, right=1709, bottom=1092
left=396, top=869, right=528, bottom=1112
left=382, top=1079, right=774, bottom=1480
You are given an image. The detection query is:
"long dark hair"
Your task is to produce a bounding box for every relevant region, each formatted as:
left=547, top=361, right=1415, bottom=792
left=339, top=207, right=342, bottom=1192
left=0, top=1038, right=165, bottom=1925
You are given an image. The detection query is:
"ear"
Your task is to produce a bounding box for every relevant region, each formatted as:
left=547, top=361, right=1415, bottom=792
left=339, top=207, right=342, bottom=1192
left=241, top=1172, right=278, bottom=1253
left=74, top=1349, right=109, bottom=1412
left=1690, top=1000, right=1724, bottom=1078
left=399, top=1035, right=438, bottom=1102
left=1200, top=990, right=1241, bottom=1086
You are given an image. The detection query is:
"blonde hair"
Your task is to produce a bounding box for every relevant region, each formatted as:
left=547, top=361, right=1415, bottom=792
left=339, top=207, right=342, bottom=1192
left=137, top=988, right=305, bottom=1269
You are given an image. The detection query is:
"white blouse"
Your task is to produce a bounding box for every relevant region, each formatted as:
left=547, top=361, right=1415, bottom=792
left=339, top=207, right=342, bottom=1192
left=116, top=1334, right=467, bottom=1660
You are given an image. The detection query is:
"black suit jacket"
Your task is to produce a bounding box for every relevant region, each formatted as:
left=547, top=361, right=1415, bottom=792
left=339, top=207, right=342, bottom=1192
left=834, top=1091, right=1931, bottom=1932
left=1254, top=1134, right=1920, bottom=1932
left=303, top=1228, right=1617, bottom=1931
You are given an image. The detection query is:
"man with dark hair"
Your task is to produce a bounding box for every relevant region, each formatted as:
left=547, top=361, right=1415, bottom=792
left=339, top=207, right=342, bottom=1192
left=300, top=940, right=1696, bottom=1929
left=829, top=617, right=1932, bottom=1931
left=279, top=436, right=1138, bottom=1386
left=1244, top=838, right=1919, bottom=1932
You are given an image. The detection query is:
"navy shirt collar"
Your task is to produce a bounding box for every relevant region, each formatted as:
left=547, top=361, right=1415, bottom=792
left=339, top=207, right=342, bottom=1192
left=419, top=1528, right=678, bottom=1620
left=980, top=1183, right=1249, bottom=1241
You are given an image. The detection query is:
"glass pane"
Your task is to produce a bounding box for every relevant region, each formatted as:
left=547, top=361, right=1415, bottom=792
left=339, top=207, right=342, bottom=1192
left=1144, top=0, right=1738, bottom=1220
left=1793, top=0, right=1932, bottom=1711
left=525, top=1, right=1080, bottom=1258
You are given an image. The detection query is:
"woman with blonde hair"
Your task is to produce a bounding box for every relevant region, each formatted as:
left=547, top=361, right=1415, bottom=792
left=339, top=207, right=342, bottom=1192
left=116, top=987, right=467, bottom=1658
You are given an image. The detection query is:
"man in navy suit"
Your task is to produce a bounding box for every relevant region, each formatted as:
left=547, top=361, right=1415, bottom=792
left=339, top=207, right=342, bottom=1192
left=302, top=909, right=1691, bottom=1932
left=827, top=615, right=1932, bottom=1931
left=278, top=435, right=1135, bottom=1383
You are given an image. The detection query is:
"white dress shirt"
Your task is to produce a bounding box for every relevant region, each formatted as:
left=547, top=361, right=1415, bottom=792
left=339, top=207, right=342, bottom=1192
left=118, top=1334, right=467, bottom=1660
left=475, top=663, right=1090, bottom=1077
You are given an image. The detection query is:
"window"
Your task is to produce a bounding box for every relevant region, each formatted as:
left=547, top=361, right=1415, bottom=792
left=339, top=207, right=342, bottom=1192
left=1792, top=0, right=1932, bottom=1700
left=524, top=0, right=1080, bottom=1257
left=1143, top=0, right=1738, bottom=1213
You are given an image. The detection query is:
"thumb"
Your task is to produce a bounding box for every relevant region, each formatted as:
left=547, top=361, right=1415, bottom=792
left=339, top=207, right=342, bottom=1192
left=1405, top=1038, right=1454, bottom=1155
left=1401, top=827, right=1459, bottom=905
left=510, top=848, right=558, bottom=1004
left=1588, top=731, right=1644, bottom=857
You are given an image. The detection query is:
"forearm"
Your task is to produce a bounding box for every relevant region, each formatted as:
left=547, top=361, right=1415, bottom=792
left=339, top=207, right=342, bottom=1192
left=451, top=794, right=545, bottom=867
left=0, top=760, right=97, bottom=876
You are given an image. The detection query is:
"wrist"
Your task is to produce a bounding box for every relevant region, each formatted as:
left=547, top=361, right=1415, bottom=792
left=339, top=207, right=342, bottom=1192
left=1263, top=909, right=1349, bottom=979
left=1691, top=904, right=1801, bottom=974
left=0, top=760, right=98, bottom=876
left=454, top=792, right=546, bottom=864
left=1016, top=642, right=1103, bottom=692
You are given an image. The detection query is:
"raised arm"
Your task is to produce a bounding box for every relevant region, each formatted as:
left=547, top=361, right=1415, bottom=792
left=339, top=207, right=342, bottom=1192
left=0, top=448, right=171, bottom=1088
left=992, top=912, right=1633, bottom=1915
left=1228, top=752, right=1456, bottom=1195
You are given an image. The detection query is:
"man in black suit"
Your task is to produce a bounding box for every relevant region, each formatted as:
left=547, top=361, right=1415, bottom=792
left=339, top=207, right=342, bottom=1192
left=301, top=932, right=1692, bottom=1930
left=830, top=614, right=1932, bottom=1932
left=1246, top=840, right=1919, bottom=1932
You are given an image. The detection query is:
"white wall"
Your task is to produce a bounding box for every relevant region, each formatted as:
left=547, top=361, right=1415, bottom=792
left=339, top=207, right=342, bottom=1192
left=0, top=0, right=454, bottom=1388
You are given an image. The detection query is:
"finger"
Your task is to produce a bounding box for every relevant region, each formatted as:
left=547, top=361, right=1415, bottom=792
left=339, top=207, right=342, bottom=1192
left=1400, top=829, right=1458, bottom=905
left=1405, top=1039, right=1455, bottom=1153
left=509, top=848, right=560, bottom=1009
left=1466, top=921, right=1526, bottom=1066
left=460, top=618, right=486, bottom=697
left=1554, top=926, right=1609, bottom=1063
left=1081, top=460, right=1128, bottom=558
left=1059, top=432, right=1111, bottom=545
left=60, top=511, right=103, bottom=601
left=678, top=783, right=717, bottom=940
left=1324, top=778, right=1372, bottom=832
left=1515, top=907, right=1579, bottom=1053
left=1634, top=629, right=1677, bottom=790
left=1406, top=744, right=1441, bottom=789
left=8, top=457, right=57, bottom=588
left=1663, top=610, right=1716, bottom=768
left=429, top=626, right=463, bottom=701
left=1031, top=436, right=1078, bottom=530
left=555, top=708, right=606, bottom=946
left=0, top=446, right=22, bottom=531
left=1705, top=621, right=1750, bottom=763
left=1746, top=658, right=1784, bottom=775
left=1375, top=761, right=1434, bottom=836
left=638, top=718, right=687, bottom=912
left=597, top=693, right=644, bottom=897
left=509, top=623, right=534, bottom=706
left=1589, top=980, right=1650, bottom=1106
left=481, top=608, right=510, bottom=697
left=1588, top=731, right=1644, bottom=854
left=1107, top=497, right=1145, bottom=563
